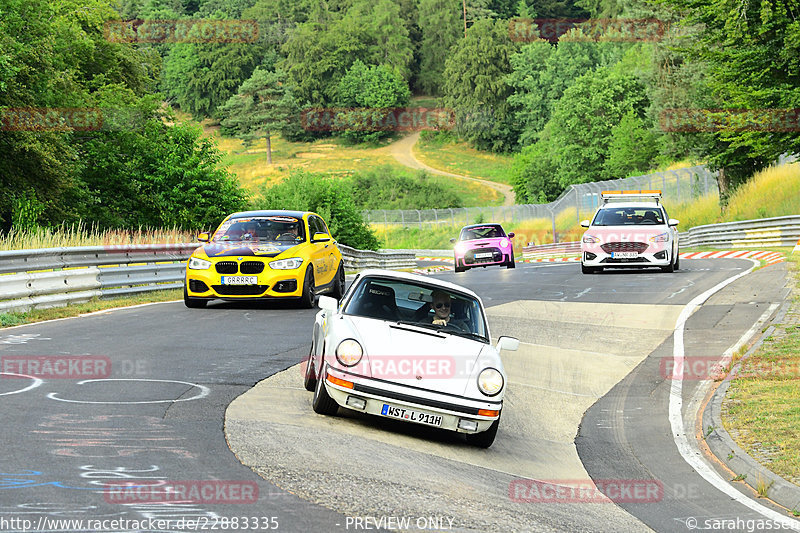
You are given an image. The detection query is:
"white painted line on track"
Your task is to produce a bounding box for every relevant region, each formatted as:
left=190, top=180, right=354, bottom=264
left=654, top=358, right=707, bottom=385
left=0, top=372, right=43, bottom=396
left=46, top=378, right=210, bottom=404
left=669, top=259, right=800, bottom=527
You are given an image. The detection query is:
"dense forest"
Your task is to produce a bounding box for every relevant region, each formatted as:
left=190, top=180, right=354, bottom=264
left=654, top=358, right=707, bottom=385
left=1, top=0, right=798, bottom=233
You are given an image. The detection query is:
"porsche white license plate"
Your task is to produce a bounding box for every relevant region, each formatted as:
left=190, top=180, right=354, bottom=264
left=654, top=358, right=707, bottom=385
left=612, top=252, right=639, bottom=259
left=474, top=252, right=493, bottom=259
left=381, top=404, right=442, bottom=427
left=221, top=276, right=258, bottom=285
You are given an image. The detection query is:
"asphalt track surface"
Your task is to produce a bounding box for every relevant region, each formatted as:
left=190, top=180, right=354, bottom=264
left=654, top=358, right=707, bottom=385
left=0, top=259, right=797, bottom=532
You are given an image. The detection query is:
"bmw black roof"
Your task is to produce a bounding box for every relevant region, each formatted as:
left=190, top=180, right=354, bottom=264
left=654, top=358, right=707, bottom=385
left=227, top=210, right=310, bottom=220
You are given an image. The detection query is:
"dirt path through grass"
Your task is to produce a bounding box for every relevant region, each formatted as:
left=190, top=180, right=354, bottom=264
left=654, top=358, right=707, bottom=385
left=382, top=132, right=516, bottom=206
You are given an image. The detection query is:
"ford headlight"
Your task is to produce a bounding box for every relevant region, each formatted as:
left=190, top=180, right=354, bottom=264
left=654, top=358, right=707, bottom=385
left=188, top=256, right=211, bottom=270
left=336, top=339, right=363, bottom=367
left=582, top=234, right=600, bottom=244
left=649, top=232, right=669, bottom=243
left=269, top=257, right=303, bottom=270
left=477, top=368, right=504, bottom=396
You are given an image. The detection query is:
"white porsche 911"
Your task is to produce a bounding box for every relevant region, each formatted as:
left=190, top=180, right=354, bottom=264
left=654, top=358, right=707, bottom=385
left=303, top=269, right=518, bottom=447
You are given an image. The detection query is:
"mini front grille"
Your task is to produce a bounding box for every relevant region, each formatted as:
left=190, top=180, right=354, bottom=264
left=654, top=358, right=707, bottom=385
left=215, top=261, right=238, bottom=274
left=211, top=285, right=268, bottom=296
left=465, top=247, right=502, bottom=264
left=240, top=261, right=265, bottom=274
left=601, top=242, right=648, bottom=254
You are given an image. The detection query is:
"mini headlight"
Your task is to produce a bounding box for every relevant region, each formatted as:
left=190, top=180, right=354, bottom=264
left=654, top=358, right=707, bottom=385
left=582, top=234, right=600, bottom=244
left=335, top=339, right=363, bottom=367
left=269, top=257, right=303, bottom=270
left=500, top=239, right=510, bottom=248
left=477, top=368, right=504, bottom=396
left=188, top=256, right=211, bottom=270
left=455, top=243, right=467, bottom=254
left=649, top=232, right=669, bottom=243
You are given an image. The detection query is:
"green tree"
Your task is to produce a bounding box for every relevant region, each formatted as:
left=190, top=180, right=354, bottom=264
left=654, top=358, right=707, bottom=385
left=603, top=111, right=658, bottom=179
left=219, top=68, right=297, bottom=165
left=658, top=0, right=800, bottom=201
left=441, top=18, right=519, bottom=151
left=254, top=172, right=381, bottom=250
left=334, top=60, right=410, bottom=143
left=417, top=0, right=462, bottom=95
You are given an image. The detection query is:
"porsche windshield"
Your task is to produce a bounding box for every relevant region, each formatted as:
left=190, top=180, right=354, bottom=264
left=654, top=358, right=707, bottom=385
left=344, top=277, right=489, bottom=342
left=212, top=216, right=306, bottom=243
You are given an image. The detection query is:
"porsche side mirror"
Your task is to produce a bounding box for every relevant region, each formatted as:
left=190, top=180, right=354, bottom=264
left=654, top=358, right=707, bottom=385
left=668, top=219, right=679, bottom=227
left=496, top=336, right=519, bottom=352
left=318, top=295, right=338, bottom=312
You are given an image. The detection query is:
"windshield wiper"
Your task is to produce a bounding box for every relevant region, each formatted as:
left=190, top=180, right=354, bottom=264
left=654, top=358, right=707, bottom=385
left=445, top=330, right=489, bottom=343
left=392, top=321, right=447, bottom=336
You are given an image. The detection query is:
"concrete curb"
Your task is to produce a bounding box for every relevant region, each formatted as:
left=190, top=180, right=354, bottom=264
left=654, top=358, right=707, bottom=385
left=702, top=298, right=800, bottom=513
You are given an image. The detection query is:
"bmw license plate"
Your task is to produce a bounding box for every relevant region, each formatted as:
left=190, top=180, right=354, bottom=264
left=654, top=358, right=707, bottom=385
left=221, top=276, right=258, bottom=285
left=612, top=252, right=638, bottom=259
left=381, top=404, right=442, bottom=427
left=474, top=252, right=493, bottom=259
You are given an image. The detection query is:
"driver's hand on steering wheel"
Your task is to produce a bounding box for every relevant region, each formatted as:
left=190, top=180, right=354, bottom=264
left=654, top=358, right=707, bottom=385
left=432, top=318, right=448, bottom=326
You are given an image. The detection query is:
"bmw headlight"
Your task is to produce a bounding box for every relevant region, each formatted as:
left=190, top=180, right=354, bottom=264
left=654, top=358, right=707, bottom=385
left=477, top=368, right=504, bottom=396
left=188, top=256, right=211, bottom=270
left=269, top=257, right=303, bottom=270
left=649, top=232, right=669, bottom=243
left=582, top=234, right=600, bottom=244
left=335, top=339, right=363, bottom=367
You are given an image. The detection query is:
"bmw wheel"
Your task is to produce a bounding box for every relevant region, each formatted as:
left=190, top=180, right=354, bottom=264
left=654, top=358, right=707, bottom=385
left=331, top=262, right=345, bottom=300
left=183, top=284, right=206, bottom=308
left=299, top=266, right=315, bottom=308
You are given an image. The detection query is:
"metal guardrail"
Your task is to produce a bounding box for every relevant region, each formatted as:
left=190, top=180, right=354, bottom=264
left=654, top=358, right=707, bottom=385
left=679, top=215, right=800, bottom=248
left=511, top=216, right=800, bottom=259
left=0, top=242, right=415, bottom=314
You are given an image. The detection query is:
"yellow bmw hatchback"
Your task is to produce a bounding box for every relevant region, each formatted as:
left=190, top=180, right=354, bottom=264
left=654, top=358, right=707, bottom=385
left=184, top=210, right=344, bottom=308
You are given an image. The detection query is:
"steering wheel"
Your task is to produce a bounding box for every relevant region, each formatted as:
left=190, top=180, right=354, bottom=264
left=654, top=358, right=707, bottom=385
left=277, top=233, right=297, bottom=241
left=442, top=321, right=467, bottom=332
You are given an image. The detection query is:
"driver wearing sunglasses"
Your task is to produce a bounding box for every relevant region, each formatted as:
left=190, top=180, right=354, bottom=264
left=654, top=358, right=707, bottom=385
left=428, top=290, right=463, bottom=328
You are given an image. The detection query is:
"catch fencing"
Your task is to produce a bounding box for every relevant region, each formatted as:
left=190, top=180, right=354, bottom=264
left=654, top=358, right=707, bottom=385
left=364, top=165, right=719, bottom=240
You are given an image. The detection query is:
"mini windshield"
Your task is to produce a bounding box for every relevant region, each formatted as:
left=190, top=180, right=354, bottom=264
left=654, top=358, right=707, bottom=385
left=344, top=277, right=489, bottom=343
left=212, top=216, right=306, bottom=243
left=592, top=207, right=665, bottom=226
left=459, top=225, right=506, bottom=241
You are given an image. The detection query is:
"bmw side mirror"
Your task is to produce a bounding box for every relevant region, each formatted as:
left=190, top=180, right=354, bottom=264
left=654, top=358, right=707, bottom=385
left=312, top=232, right=331, bottom=243
left=197, top=232, right=210, bottom=242
left=318, top=295, right=338, bottom=312
left=496, top=336, right=519, bottom=352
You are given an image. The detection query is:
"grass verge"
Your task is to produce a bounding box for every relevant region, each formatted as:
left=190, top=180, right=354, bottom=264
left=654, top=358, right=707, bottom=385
left=721, top=252, right=800, bottom=485
left=0, top=290, right=183, bottom=329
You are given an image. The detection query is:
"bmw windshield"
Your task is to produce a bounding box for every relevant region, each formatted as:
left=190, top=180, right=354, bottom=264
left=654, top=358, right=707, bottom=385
left=211, top=216, right=306, bottom=243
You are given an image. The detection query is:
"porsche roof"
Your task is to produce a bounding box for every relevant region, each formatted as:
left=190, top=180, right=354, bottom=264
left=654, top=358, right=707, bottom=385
left=354, top=269, right=481, bottom=299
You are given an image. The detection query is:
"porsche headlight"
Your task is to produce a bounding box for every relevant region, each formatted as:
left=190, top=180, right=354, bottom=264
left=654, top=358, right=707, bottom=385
left=582, top=234, right=600, bottom=244
left=477, top=368, right=504, bottom=396
left=188, top=256, right=211, bottom=270
left=269, top=257, right=303, bottom=270
left=335, top=339, right=363, bottom=367
left=650, top=232, right=669, bottom=243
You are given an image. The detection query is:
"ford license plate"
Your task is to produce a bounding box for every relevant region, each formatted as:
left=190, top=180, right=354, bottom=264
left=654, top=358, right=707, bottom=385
left=381, top=404, right=442, bottom=427
left=221, top=276, right=258, bottom=285
left=612, top=252, right=638, bottom=259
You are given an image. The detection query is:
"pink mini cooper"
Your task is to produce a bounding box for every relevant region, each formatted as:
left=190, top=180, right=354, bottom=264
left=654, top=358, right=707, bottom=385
left=451, top=224, right=516, bottom=272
